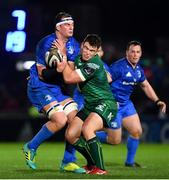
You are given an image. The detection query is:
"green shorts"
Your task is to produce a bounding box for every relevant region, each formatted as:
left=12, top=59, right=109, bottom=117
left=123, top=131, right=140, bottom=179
left=77, top=100, right=117, bottom=128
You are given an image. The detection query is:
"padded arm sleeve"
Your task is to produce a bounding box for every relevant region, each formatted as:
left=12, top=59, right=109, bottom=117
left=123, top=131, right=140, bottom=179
left=41, top=68, right=63, bottom=84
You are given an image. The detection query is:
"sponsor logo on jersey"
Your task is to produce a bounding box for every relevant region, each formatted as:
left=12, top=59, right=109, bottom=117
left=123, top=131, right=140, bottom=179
left=84, top=66, right=95, bottom=75
left=87, top=63, right=100, bottom=70
left=83, top=63, right=100, bottom=75
left=126, top=72, right=132, bottom=77
left=107, top=112, right=113, bottom=121
left=122, top=81, right=137, bottom=85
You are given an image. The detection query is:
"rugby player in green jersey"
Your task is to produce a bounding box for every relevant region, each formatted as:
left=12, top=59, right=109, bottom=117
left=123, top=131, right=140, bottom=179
left=55, top=34, right=117, bottom=175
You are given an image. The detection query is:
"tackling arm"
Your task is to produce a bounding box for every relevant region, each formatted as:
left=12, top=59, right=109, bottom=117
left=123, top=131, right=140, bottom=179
left=62, top=63, right=83, bottom=84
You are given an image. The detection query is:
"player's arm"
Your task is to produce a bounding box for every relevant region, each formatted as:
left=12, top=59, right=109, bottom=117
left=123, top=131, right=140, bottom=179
left=103, top=62, right=112, bottom=83
left=36, top=63, right=62, bottom=83
left=106, top=71, right=112, bottom=83
left=62, top=63, right=83, bottom=84
left=68, top=61, right=75, bottom=70
left=140, top=79, right=166, bottom=113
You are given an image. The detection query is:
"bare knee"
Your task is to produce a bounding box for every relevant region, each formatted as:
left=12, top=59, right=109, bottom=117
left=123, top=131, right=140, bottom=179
left=65, top=127, right=81, bottom=144
left=107, top=136, right=121, bottom=145
left=82, top=125, right=95, bottom=140
left=82, top=126, right=88, bottom=138
left=49, top=115, right=67, bottom=132
left=130, top=128, right=142, bottom=138
left=65, top=130, right=75, bottom=143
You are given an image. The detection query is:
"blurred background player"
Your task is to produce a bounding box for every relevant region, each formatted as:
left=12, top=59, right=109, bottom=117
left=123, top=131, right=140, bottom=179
left=23, top=12, right=85, bottom=173
left=96, top=40, right=166, bottom=167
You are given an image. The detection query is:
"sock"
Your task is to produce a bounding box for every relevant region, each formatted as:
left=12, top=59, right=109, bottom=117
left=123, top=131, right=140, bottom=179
left=28, top=124, right=54, bottom=151
left=125, top=136, right=139, bottom=164
left=87, top=136, right=105, bottom=170
left=96, top=131, right=108, bottom=143
left=73, top=136, right=95, bottom=166
left=62, top=141, right=76, bottom=164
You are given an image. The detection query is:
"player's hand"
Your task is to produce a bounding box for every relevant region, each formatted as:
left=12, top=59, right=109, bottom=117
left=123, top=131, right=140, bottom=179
left=56, top=59, right=67, bottom=72
left=52, top=39, right=66, bottom=56
left=157, top=101, right=166, bottom=113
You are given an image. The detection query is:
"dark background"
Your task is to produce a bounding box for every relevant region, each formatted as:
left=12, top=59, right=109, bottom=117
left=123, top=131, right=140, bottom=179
left=0, top=0, right=169, bottom=142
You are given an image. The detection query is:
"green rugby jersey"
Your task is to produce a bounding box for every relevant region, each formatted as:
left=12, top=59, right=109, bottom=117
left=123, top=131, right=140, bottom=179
left=74, top=54, right=115, bottom=104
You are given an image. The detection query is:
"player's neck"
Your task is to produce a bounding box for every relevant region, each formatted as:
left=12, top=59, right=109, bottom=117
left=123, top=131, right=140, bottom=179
left=127, top=59, right=137, bottom=69
left=56, top=32, right=68, bottom=43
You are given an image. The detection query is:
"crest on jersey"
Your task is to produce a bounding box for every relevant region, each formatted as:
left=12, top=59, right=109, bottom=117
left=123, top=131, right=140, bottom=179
left=111, top=122, right=118, bottom=128
left=96, top=103, right=106, bottom=112
left=137, top=70, right=141, bottom=78
left=45, top=95, right=52, bottom=101
left=67, top=46, right=74, bottom=54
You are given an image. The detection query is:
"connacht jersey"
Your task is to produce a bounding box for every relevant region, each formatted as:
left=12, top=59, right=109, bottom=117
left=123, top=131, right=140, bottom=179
left=74, top=54, right=115, bottom=105
left=109, top=58, right=146, bottom=104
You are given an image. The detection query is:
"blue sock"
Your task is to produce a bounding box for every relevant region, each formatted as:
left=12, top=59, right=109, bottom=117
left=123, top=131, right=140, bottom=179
left=28, top=124, right=54, bottom=151
left=125, top=136, right=139, bottom=164
left=62, top=141, right=76, bottom=164
left=96, top=131, right=108, bottom=143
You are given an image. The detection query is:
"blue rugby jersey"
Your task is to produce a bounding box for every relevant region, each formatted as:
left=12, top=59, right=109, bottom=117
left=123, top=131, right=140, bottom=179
left=28, top=33, right=80, bottom=88
left=109, top=58, right=146, bottom=104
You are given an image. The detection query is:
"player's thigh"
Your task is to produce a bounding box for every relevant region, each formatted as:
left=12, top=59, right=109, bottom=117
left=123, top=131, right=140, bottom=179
left=82, top=112, right=103, bottom=140
left=122, top=114, right=142, bottom=137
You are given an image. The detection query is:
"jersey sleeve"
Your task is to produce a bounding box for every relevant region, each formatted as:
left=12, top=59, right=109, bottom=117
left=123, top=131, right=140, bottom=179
left=138, top=66, right=146, bottom=82
left=109, top=62, right=122, bottom=81
left=75, top=61, right=98, bottom=81
left=36, top=41, right=44, bottom=65
left=36, top=38, right=51, bottom=66
left=103, top=62, right=111, bottom=76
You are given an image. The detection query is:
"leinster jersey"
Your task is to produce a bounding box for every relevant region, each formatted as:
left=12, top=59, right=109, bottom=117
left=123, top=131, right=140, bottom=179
left=74, top=54, right=115, bottom=105
left=28, top=33, right=80, bottom=88
left=109, top=58, right=146, bottom=104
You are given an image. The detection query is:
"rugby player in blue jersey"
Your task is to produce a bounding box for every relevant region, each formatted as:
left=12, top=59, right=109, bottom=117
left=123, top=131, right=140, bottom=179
left=96, top=40, right=166, bottom=167
left=23, top=12, right=85, bottom=173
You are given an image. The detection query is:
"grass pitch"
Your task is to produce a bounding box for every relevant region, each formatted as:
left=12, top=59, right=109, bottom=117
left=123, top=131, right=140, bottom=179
left=0, top=142, right=169, bottom=179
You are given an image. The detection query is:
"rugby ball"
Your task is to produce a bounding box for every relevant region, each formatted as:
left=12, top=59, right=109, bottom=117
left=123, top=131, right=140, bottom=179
left=45, top=48, right=63, bottom=68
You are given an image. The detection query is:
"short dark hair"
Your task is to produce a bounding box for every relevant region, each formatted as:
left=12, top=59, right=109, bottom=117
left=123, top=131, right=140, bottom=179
left=54, top=12, right=72, bottom=26
left=83, top=34, right=102, bottom=49
left=126, top=40, right=142, bottom=50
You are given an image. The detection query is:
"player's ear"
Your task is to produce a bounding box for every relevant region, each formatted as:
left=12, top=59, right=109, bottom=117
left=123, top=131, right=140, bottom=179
left=126, top=50, right=128, bottom=57
left=140, top=50, right=142, bottom=57
left=80, top=42, right=83, bottom=49
left=56, top=25, right=60, bottom=32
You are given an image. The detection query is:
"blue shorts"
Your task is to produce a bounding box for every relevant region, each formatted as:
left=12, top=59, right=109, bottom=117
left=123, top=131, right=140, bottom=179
left=110, top=100, right=137, bottom=129
left=27, top=85, right=70, bottom=112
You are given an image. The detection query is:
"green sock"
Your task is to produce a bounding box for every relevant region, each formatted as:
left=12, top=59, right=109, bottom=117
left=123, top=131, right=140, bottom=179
left=73, top=136, right=95, bottom=166
left=87, top=136, right=105, bottom=170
